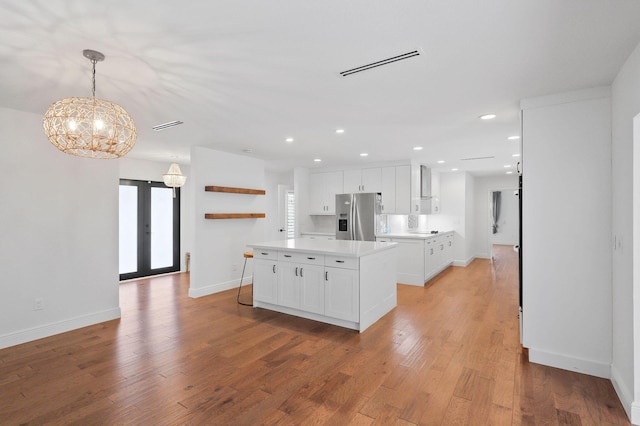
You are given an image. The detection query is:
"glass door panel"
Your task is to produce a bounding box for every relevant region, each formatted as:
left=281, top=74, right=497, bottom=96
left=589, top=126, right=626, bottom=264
left=151, top=187, right=174, bottom=269
left=119, top=185, right=138, bottom=274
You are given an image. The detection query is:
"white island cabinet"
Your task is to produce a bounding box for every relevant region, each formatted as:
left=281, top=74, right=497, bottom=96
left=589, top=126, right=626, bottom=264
left=248, top=239, right=397, bottom=332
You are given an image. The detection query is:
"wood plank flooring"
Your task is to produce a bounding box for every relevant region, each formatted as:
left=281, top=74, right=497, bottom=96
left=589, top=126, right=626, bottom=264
left=0, top=245, right=629, bottom=425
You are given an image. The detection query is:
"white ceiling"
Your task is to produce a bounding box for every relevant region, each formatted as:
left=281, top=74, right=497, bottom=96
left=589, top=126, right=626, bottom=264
left=2, top=1, right=640, bottom=175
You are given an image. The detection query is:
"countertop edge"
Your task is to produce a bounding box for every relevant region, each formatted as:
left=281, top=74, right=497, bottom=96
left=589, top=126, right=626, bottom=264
left=375, top=230, right=454, bottom=240
left=247, top=240, right=398, bottom=257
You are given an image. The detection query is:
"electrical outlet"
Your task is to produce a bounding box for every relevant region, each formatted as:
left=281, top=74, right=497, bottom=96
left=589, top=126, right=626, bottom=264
left=34, top=298, right=43, bottom=311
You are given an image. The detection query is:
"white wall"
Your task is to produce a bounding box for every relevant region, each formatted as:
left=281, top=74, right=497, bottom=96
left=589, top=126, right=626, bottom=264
left=521, top=87, right=612, bottom=378
left=464, top=173, right=476, bottom=264
left=612, top=39, right=640, bottom=422
left=0, top=108, right=120, bottom=349
left=189, top=147, right=266, bottom=298
left=473, top=175, right=519, bottom=258
left=119, top=157, right=194, bottom=271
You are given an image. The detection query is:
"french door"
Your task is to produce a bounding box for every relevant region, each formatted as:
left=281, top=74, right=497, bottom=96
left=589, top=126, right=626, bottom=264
left=119, top=179, right=180, bottom=280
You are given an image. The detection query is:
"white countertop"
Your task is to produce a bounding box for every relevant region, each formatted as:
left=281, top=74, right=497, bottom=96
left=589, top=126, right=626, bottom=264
left=376, top=230, right=454, bottom=240
left=248, top=238, right=397, bottom=257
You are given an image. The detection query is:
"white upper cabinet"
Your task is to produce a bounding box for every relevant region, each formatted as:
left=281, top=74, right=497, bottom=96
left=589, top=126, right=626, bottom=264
left=394, top=165, right=411, bottom=214
left=343, top=167, right=382, bottom=193
left=309, top=171, right=344, bottom=215
left=380, top=167, right=396, bottom=213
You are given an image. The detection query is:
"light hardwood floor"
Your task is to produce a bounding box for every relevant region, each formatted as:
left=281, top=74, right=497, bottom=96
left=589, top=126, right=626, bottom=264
left=0, top=245, right=629, bottom=425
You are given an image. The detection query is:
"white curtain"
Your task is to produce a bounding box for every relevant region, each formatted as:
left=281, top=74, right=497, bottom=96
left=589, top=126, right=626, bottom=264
left=492, top=191, right=501, bottom=234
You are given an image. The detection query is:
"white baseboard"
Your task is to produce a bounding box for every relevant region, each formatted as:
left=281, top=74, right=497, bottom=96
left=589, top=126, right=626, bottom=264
left=453, top=256, right=475, bottom=267
left=611, top=364, right=633, bottom=422
left=528, top=348, right=611, bottom=379
left=0, top=307, right=121, bottom=350
left=631, top=401, right=640, bottom=425
left=188, top=275, right=253, bottom=298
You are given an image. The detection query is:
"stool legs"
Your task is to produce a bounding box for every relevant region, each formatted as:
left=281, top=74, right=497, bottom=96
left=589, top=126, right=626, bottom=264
left=237, top=256, right=252, bottom=306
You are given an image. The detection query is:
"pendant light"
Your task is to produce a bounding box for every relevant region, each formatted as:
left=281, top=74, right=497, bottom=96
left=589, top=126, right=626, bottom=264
left=42, top=49, right=137, bottom=159
left=163, top=163, right=187, bottom=197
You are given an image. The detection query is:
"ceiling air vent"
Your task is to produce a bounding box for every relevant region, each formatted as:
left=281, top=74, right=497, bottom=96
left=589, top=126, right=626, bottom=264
left=152, top=120, right=184, bottom=131
left=460, top=156, right=495, bottom=161
left=339, top=50, right=421, bottom=77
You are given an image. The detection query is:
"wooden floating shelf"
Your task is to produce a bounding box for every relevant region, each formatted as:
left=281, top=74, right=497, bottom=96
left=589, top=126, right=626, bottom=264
left=205, top=186, right=266, bottom=195
left=205, top=213, right=266, bottom=220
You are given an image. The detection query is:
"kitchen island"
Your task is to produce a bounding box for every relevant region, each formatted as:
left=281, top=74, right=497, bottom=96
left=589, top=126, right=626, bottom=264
left=247, top=239, right=397, bottom=332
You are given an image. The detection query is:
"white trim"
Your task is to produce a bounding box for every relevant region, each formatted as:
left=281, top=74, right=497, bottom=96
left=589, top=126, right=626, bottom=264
left=611, top=364, right=633, bottom=421
left=521, top=86, right=611, bottom=110
left=188, top=275, right=252, bottom=298
left=454, top=255, right=476, bottom=266
left=0, top=308, right=121, bottom=350
left=529, top=348, right=611, bottom=379
left=631, top=401, right=640, bottom=425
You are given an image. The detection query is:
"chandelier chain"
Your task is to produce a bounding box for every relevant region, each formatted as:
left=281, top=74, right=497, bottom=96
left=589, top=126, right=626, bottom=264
left=91, top=59, right=97, bottom=98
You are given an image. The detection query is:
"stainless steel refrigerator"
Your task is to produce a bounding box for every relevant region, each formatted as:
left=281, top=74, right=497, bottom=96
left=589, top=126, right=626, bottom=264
left=335, top=193, right=382, bottom=241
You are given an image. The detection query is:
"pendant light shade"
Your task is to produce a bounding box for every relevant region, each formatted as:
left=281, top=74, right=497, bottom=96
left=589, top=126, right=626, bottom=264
left=42, top=49, right=137, bottom=159
left=163, top=162, right=187, bottom=189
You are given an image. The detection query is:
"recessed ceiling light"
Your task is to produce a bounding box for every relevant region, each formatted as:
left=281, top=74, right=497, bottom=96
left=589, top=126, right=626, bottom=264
left=504, top=165, right=511, bottom=168
left=360, top=153, right=368, bottom=157
left=413, top=146, right=423, bottom=151
left=285, top=137, right=294, bottom=143
left=313, top=158, right=322, bottom=162
left=512, top=154, right=520, bottom=157
left=508, top=136, right=520, bottom=140
left=506, top=171, right=514, bottom=174
left=479, top=114, right=496, bottom=120
left=336, top=129, right=345, bottom=134
left=437, top=160, right=445, bottom=164
left=451, top=168, right=459, bottom=171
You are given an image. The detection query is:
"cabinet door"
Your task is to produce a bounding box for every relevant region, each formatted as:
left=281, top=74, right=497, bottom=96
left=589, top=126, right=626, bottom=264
left=380, top=167, right=396, bottom=213
left=324, top=267, right=359, bottom=321
left=425, top=238, right=439, bottom=278
left=395, top=165, right=411, bottom=214
left=361, top=167, right=382, bottom=193
left=277, top=262, right=300, bottom=308
left=324, top=171, right=344, bottom=214
left=343, top=169, right=362, bottom=193
left=431, top=170, right=441, bottom=214
left=394, top=238, right=425, bottom=284
left=254, top=259, right=278, bottom=304
left=309, top=173, right=326, bottom=214
left=299, top=264, right=325, bottom=315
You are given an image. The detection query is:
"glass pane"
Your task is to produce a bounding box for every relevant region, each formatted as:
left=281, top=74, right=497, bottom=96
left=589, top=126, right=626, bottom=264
left=119, top=185, right=138, bottom=274
left=287, top=191, right=295, bottom=239
left=151, top=187, right=174, bottom=269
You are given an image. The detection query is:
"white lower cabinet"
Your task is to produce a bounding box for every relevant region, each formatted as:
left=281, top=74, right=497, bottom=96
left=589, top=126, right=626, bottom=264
left=253, top=255, right=278, bottom=304
left=378, top=232, right=455, bottom=286
left=324, top=266, right=359, bottom=322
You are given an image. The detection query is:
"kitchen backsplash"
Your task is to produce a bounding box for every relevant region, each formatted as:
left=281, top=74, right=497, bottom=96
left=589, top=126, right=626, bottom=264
left=304, top=213, right=457, bottom=235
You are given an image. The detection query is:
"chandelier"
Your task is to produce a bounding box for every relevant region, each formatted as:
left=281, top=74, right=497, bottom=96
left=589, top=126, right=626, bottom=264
left=43, top=49, right=137, bottom=159
left=163, top=163, right=187, bottom=197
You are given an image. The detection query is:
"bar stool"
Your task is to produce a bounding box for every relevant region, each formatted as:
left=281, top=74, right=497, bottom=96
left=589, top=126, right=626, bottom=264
left=237, top=250, right=253, bottom=306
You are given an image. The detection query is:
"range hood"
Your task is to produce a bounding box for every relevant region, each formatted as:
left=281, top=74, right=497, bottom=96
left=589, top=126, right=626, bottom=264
left=420, top=165, right=432, bottom=199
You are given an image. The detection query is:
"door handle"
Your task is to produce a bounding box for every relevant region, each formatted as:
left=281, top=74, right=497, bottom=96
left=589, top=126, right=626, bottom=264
left=272, top=264, right=276, bottom=273
left=295, top=267, right=299, bottom=276
left=325, top=271, right=328, bottom=281
left=300, top=267, right=304, bottom=277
